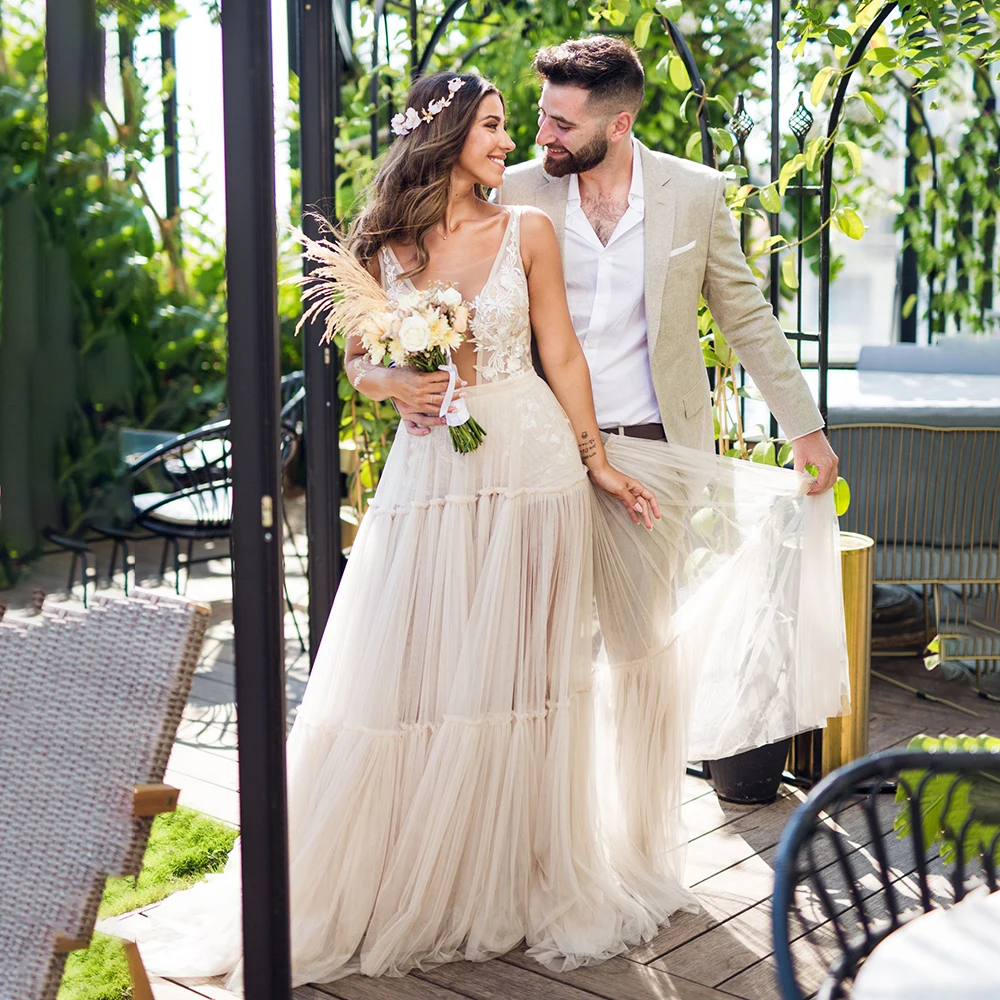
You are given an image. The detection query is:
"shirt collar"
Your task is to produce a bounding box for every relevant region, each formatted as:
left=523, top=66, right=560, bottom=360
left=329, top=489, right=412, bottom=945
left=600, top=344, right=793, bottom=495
left=567, top=137, right=644, bottom=208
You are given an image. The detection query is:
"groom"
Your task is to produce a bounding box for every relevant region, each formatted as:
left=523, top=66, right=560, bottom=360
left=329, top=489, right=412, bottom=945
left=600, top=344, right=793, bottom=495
left=399, top=34, right=838, bottom=488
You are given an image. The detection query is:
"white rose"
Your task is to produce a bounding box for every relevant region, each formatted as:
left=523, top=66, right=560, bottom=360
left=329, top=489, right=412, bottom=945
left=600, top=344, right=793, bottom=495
left=440, top=286, right=463, bottom=308
left=394, top=292, right=419, bottom=312
left=398, top=315, right=431, bottom=354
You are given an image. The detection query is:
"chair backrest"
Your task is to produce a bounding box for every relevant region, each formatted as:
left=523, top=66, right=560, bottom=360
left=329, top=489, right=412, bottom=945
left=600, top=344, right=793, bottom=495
left=828, top=424, right=1000, bottom=584
left=0, top=590, right=208, bottom=1000
left=772, top=748, right=1000, bottom=1000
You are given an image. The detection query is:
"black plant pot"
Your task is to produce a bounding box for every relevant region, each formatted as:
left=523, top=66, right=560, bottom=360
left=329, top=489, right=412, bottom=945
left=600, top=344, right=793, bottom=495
left=707, top=737, right=792, bottom=805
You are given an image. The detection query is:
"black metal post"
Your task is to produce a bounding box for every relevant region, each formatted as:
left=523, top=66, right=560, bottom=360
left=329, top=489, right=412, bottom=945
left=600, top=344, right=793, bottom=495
left=768, top=0, right=781, bottom=321
left=47, top=0, right=101, bottom=135
left=160, top=25, right=180, bottom=223
left=299, top=0, right=345, bottom=661
left=819, top=1, right=897, bottom=423
left=662, top=17, right=714, bottom=167
left=899, top=92, right=920, bottom=343
left=220, top=0, right=292, bottom=995
left=118, top=18, right=135, bottom=128
left=288, top=0, right=301, bottom=77
left=370, top=0, right=387, bottom=159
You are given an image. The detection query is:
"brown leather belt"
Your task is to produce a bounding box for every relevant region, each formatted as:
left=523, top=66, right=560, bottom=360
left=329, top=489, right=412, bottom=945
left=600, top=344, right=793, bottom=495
left=599, top=423, right=667, bottom=441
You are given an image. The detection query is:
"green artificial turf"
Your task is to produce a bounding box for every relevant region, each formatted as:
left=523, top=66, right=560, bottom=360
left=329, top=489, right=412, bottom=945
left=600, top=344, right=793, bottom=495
left=58, top=807, right=238, bottom=1000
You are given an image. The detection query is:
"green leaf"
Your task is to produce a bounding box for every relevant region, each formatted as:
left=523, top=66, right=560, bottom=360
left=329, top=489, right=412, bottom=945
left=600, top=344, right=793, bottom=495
left=777, top=442, right=794, bottom=467
left=872, top=45, right=896, bottom=65
left=751, top=440, right=777, bottom=465
left=858, top=90, right=886, bottom=122
left=805, top=137, right=826, bottom=172
left=669, top=54, right=692, bottom=91
left=805, top=462, right=819, bottom=479
left=634, top=11, right=654, bottom=48
left=833, top=476, right=851, bottom=516
left=714, top=327, right=732, bottom=367
left=827, top=27, right=852, bottom=47
left=810, top=66, right=834, bottom=108
left=902, top=293, right=918, bottom=319
left=685, top=132, right=703, bottom=160
left=781, top=253, right=799, bottom=290
left=839, top=139, right=862, bottom=176
left=778, top=154, right=806, bottom=195
left=834, top=207, right=867, bottom=240
left=747, top=262, right=766, bottom=280
left=655, top=0, right=683, bottom=19
left=709, top=127, right=734, bottom=153
left=759, top=185, right=781, bottom=214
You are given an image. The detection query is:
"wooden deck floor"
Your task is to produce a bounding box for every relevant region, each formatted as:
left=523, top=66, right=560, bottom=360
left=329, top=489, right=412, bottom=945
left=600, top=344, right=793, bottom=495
left=5, top=504, right=1000, bottom=1000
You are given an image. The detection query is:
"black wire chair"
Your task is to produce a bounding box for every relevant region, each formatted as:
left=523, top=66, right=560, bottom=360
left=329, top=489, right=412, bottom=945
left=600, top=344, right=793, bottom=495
left=772, top=748, right=1000, bottom=999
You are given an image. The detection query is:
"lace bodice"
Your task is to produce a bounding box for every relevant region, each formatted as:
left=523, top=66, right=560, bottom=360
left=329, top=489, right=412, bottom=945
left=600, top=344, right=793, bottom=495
left=379, top=208, right=532, bottom=384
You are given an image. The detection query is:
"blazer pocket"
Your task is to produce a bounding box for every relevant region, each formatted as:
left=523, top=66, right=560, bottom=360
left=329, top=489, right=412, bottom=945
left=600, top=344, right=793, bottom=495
left=682, top=383, right=710, bottom=419
left=669, top=240, right=697, bottom=258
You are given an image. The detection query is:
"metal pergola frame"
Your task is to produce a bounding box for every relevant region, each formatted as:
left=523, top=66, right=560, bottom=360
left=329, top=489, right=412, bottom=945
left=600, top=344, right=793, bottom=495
left=36, top=2, right=966, bottom=993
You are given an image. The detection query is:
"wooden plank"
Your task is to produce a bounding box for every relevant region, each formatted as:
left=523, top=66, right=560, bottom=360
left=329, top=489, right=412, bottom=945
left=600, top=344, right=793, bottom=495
left=500, top=951, right=745, bottom=1000
left=152, top=977, right=215, bottom=999
left=629, top=788, right=896, bottom=964
left=313, top=972, right=466, bottom=999
left=164, top=769, right=239, bottom=826
left=166, top=741, right=240, bottom=791
left=683, top=791, right=806, bottom=886
left=420, top=956, right=610, bottom=1000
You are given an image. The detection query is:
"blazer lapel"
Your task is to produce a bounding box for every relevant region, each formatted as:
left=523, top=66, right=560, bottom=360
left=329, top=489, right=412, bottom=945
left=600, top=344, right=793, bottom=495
left=535, top=171, right=569, bottom=256
left=640, top=143, right=675, bottom=356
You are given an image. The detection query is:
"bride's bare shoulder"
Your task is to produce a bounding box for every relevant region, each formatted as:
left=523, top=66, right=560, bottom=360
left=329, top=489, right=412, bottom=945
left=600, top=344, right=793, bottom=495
left=516, top=206, right=558, bottom=249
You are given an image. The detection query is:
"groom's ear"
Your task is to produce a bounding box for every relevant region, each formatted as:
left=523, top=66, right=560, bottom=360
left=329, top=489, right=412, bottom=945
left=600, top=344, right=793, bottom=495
left=608, top=110, right=634, bottom=144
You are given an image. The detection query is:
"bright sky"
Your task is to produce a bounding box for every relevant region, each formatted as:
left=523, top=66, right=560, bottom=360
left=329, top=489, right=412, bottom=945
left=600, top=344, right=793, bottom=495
left=119, top=0, right=292, bottom=244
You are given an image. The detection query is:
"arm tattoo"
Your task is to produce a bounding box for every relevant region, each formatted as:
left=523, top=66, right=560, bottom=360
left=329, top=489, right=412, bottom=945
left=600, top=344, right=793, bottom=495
left=350, top=358, right=374, bottom=389
left=578, top=432, right=598, bottom=462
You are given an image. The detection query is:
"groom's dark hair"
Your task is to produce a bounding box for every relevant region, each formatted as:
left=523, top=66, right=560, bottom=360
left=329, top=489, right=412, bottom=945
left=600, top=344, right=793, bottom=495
left=533, top=36, right=645, bottom=115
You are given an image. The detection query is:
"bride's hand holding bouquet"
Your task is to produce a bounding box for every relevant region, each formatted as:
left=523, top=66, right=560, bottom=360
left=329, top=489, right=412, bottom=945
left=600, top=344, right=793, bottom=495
left=289, top=220, right=487, bottom=454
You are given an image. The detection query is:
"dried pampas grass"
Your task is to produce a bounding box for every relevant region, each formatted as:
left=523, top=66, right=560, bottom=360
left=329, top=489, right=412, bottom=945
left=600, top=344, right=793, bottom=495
left=287, top=214, right=388, bottom=345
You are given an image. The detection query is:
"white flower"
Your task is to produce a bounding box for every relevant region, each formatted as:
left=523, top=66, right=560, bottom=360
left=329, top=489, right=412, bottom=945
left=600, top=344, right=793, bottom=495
left=448, top=77, right=464, bottom=94
left=427, top=98, right=445, bottom=115
left=398, top=314, right=431, bottom=353
left=394, top=292, right=419, bottom=312
left=390, top=113, right=408, bottom=136
left=439, top=286, right=463, bottom=308
left=452, top=305, right=469, bottom=334
left=368, top=340, right=386, bottom=365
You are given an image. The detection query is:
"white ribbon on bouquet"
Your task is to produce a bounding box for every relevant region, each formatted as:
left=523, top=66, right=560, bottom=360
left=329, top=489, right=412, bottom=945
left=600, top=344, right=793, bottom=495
left=438, top=356, right=472, bottom=429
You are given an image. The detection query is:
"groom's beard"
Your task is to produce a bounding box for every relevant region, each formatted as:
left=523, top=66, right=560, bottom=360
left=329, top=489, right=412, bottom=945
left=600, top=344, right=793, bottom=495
left=542, top=133, right=609, bottom=177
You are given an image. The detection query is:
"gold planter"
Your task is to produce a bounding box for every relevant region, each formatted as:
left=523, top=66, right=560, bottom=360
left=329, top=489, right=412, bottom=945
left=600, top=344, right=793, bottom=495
left=821, top=531, right=875, bottom=777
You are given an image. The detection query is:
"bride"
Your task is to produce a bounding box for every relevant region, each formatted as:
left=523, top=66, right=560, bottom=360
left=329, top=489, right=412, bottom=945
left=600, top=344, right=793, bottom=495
left=136, top=71, right=849, bottom=987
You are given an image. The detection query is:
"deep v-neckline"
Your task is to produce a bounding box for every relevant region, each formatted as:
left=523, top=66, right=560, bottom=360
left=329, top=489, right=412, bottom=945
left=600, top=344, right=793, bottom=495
left=384, top=210, right=515, bottom=306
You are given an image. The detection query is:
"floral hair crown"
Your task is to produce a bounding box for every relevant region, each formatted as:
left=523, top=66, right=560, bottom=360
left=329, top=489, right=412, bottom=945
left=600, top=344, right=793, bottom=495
left=391, top=77, right=466, bottom=137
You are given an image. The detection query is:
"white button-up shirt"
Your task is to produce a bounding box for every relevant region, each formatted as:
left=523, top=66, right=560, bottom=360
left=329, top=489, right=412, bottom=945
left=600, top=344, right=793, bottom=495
left=564, top=141, right=661, bottom=429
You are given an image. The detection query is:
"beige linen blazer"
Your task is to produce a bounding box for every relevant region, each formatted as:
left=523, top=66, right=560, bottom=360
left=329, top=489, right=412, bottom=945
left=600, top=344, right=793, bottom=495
left=497, top=140, right=824, bottom=452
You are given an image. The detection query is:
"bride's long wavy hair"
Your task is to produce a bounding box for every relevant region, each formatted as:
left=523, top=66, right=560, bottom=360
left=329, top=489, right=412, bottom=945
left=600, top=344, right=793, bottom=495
left=348, top=72, right=503, bottom=279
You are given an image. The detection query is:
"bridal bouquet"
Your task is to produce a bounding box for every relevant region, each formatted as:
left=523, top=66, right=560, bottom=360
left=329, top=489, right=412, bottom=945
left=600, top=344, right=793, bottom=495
left=291, top=222, right=487, bottom=454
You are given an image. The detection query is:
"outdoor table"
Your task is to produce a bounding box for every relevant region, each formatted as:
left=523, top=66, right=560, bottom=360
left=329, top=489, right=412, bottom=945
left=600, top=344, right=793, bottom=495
left=851, top=886, right=1000, bottom=999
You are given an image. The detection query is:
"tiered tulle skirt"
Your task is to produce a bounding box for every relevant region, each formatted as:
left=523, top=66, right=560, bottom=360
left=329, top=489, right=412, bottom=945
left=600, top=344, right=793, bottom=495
left=136, top=369, right=849, bottom=987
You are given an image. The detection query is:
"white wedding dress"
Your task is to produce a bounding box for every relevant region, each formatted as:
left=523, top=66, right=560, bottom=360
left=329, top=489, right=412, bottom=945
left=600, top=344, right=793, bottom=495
left=136, top=207, right=849, bottom=987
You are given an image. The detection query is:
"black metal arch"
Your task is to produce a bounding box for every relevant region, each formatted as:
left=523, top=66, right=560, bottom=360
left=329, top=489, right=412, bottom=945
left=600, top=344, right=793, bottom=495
left=818, top=0, right=898, bottom=421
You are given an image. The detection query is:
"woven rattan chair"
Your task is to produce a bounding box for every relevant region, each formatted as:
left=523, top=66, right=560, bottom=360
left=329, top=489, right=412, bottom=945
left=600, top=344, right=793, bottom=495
left=0, top=589, right=209, bottom=1000
left=772, top=748, right=1000, bottom=999
left=828, top=424, right=1000, bottom=673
